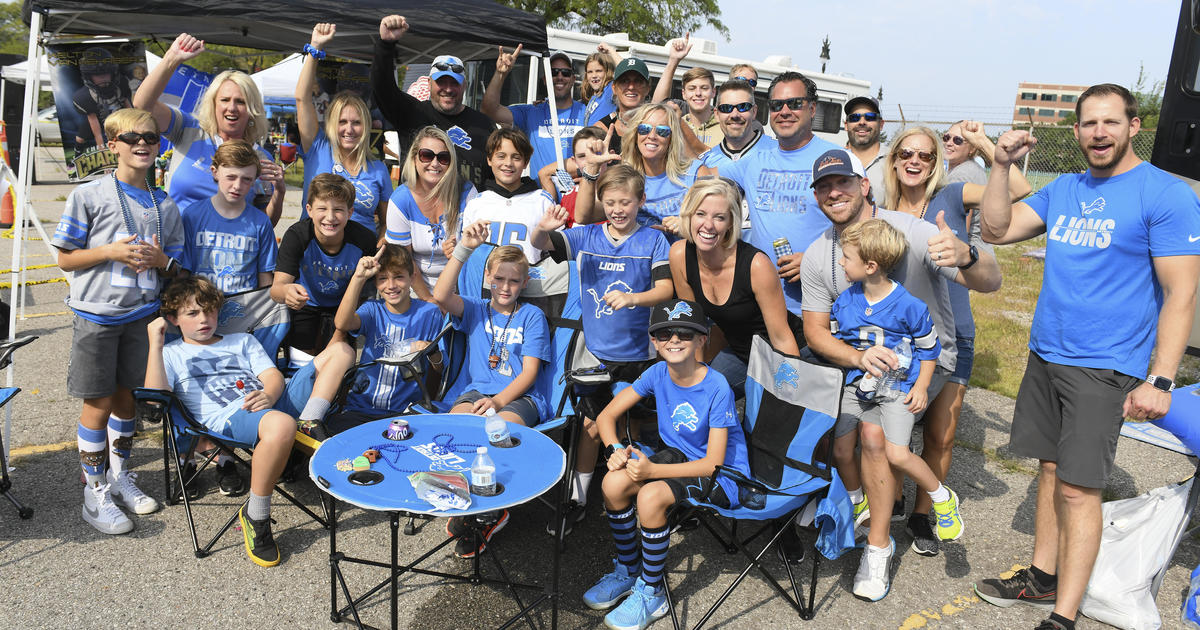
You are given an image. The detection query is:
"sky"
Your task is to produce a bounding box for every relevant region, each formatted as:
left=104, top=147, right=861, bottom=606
left=692, top=0, right=1183, bottom=124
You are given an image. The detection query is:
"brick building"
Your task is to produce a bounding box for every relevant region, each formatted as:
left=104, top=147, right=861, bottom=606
left=1012, top=82, right=1089, bottom=125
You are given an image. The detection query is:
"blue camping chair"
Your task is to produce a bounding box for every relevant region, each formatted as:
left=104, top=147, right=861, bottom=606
left=0, top=335, right=38, bottom=519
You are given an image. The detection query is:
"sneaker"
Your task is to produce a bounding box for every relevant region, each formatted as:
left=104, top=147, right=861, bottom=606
left=582, top=560, right=638, bottom=610
left=906, top=513, right=939, bottom=557
left=852, top=496, right=870, bottom=527
left=82, top=483, right=134, bottom=535
left=776, top=524, right=807, bottom=565
left=454, top=510, right=509, bottom=559
left=174, top=460, right=205, bottom=502
left=446, top=515, right=467, bottom=538
left=216, top=461, right=246, bottom=497
left=1035, top=618, right=1068, bottom=630
left=546, top=501, right=588, bottom=537
left=238, top=504, right=280, bottom=567
left=932, top=488, right=964, bottom=541
left=891, top=496, right=906, bottom=522
left=852, top=537, right=894, bottom=602
left=973, top=567, right=1056, bottom=610
left=603, top=577, right=668, bottom=630
left=107, top=469, right=160, bottom=515
left=297, top=419, right=328, bottom=442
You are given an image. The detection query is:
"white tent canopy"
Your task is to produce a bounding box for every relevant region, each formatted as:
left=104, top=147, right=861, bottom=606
left=250, top=53, right=302, bottom=102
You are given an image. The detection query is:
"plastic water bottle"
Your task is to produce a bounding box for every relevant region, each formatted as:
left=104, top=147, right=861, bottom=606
left=876, top=339, right=913, bottom=402
left=470, top=447, right=497, bottom=496
left=485, top=409, right=513, bottom=447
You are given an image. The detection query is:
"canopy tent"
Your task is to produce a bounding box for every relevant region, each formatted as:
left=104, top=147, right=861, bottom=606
left=251, top=53, right=303, bottom=102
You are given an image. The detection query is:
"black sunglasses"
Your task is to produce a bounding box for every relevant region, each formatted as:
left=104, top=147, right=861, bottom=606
left=550, top=67, right=574, bottom=77
left=846, top=112, right=880, bottom=123
left=732, top=76, right=757, bottom=88
left=115, top=131, right=161, bottom=145
left=942, top=133, right=965, bottom=146
left=417, top=148, right=452, bottom=165
left=896, top=148, right=936, bottom=163
left=716, top=101, right=754, bottom=114
left=433, top=61, right=465, bottom=74
left=653, top=327, right=696, bottom=342
left=768, top=97, right=810, bottom=112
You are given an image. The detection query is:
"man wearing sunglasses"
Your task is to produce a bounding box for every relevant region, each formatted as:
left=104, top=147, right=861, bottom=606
left=371, top=15, right=496, bottom=190
left=842, top=96, right=887, bottom=199
left=482, top=47, right=586, bottom=179
left=698, top=80, right=776, bottom=171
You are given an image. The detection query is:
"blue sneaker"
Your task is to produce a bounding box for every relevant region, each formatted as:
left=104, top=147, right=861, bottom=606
left=604, top=577, right=668, bottom=630
left=583, top=560, right=638, bottom=610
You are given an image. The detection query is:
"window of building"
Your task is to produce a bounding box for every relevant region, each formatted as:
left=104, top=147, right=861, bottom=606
left=1061, top=94, right=1077, bottom=103
left=1058, top=110, right=1071, bottom=118
left=1038, top=108, right=1056, bottom=117
left=1041, top=93, right=1057, bottom=101
left=1017, top=107, right=1033, bottom=115
left=1021, top=92, right=1037, bottom=100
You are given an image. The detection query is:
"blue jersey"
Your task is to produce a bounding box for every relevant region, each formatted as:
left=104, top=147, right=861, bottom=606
left=454, top=297, right=552, bottom=420
left=557, top=223, right=671, bottom=362
left=299, top=129, right=394, bottom=231
left=584, top=84, right=616, bottom=126
left=384, top=182, right=477, bottom=289
left=347, top=299, right=443, bottom=413
left=163, top=106, right=272, bottom=211
left=509, top=100, right=587, bottom=179
left=720, top=136, right=840, bottom=314
left=830, top=282, right=940, bottom=392
left=1025, top=162, right=1200, bottom=377
left=631, top=362, right=750, bottom=507
left=275, top=218, right=378, bottom=308
left=640, top=160, right=704, bottom=227
left=180, top=198, right=277, bottom=294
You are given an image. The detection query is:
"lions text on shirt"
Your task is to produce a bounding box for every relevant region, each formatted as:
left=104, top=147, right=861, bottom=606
left=509, top=100, right=587, bottom=178
left=163, top=106, right=272, bottom=212
left=347, top=299, right=443, bottom=413
left=275, top=218, right=378, bottom=308
left=461, top=180, right=568, bottom=298
left=830, top=282, right=940, bottom=391
left=52, top=177, right=186, bottom=324
left=299, top=128, right=394, bottom=231
left=1024, top=162, right=1200, bottom=378
left=640, top=161, right=705, bottom=228
left=384, top=182, right=478, bottom=290
left=721, top=136, right=840, bottom=314
left=162, top=333, right=276, bottom=434
left=454, top=297, right=552, bottom=420
left=180, top=198, right=277, bottom=294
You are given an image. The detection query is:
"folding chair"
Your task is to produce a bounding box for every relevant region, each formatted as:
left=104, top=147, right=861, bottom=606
left=0, top=335, right=38, bottom=519
left=662, top=335, right=845, bottom=627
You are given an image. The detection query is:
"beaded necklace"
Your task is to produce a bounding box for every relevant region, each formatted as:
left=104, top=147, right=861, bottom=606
left=486, top=303, right=517, bottom=370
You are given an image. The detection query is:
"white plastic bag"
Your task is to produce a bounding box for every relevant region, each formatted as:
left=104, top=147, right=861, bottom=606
left=1080, top=478, right=1193, bottom=630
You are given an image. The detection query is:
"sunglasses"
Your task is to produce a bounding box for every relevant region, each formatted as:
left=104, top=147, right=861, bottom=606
left=433, top=61, right=465, bottom=74
left=636, top=123, right=672, bottom=138
left=115, top=131, right=161, bottom=145
left=942, top=133, right=965, bottom=146
left=653, top=327, right=696, bottom=342
left=896, top=148, right=936, bottom=163
left=550, top=67, right=574, bottom=77
left=768, top=97, right=810, bottom=112
left=733, top=76, right=757, bottom=88
left=417, top=148, right=452, bottom=165
left=716, top=101, right=754, bottom=114
left=846, top=112, right=880, bottom=123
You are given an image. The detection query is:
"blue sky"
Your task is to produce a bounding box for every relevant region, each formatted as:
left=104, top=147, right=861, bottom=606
left=693, top=0, right=1181, bottom=123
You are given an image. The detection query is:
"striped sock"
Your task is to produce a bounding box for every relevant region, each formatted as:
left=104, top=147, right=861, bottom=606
left=607, top=505, right=640, bottom=571
left=77, top=423, right=108, bottom=486
left=640, top=524, right=671, bottom=591
left=107, top=415, right=135, bottom=477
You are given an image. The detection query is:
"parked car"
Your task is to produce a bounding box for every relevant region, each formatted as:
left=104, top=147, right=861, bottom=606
left=35, top=106, right=61, bottom=145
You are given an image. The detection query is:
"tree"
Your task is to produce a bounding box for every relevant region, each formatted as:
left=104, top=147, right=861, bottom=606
left=497, top=0, right=728, bottom=45
left=1057, top=63, right=1162, bottom=129
left=0, top=3, right=29, bottom=56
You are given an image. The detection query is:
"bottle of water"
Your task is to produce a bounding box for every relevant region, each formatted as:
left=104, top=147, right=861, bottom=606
left=470, top=447, right=497, bottom=496
left=485, top=409, right=513, bottom=447
left=876, top=339, right=913, bottom=402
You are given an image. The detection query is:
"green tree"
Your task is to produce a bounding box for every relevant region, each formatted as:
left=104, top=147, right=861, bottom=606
left=498, top=0, right=727, bottom=45
left=1056, top=63, right=1162, bottom=129
left=0, top=3, right=29, bottom=56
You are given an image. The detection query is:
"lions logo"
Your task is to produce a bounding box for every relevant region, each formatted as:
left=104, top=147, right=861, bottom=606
left=663, top=301, right=693, bottom=320
left=671, top=403, right=700, bottom=431
left=528, top=266, right=547, bottom=280
left=1080, top=198, right=1105, bottom=215
left=217, top=265, right=235, bottom=278
left=446, top=125, right=472, bottom=150
left=319, top=280, right=340, bottom=293
left=774, top=362, right=800, bottom=392
left=354, top=180, right=375, bottom=209
left=587, top=281, right=633, bottom=318
left=217, top=300, right=246, bottom=326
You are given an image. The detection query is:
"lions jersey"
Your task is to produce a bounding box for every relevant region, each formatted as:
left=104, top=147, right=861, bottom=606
left=180, top=198, right=277, bottom=294
left=830, top=282, right=940, bottom=392
left=461, top=179, right=568, bottom=298
left=346, top=299, right=443, bottom=413
left=275, top=218, right=377, bottom=308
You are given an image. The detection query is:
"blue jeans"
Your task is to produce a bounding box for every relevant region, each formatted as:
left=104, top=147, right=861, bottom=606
left=709, top=349, right=747, bottom=399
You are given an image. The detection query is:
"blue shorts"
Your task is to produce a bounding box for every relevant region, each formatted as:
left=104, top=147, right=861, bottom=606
left=453, top=390, right=541, bottom=427
left=212, top=407, right=272, bottom=446
left=947, top=336, right=975, bottom=386
left=274, top=361, right=318, bottom=419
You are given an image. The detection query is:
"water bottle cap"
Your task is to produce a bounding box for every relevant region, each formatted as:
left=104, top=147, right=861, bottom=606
left=477, top=446, right=487, bottom=454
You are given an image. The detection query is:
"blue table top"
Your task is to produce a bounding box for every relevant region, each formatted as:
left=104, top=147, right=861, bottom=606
left=309, top=414, right=566, bottom=515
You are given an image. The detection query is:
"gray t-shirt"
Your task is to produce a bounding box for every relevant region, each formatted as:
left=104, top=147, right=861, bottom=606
left=800, top=208, right=958, bottom=371
left=947, top=159, right=987, bottom=186
left=862, top=143, right=889, bottom=202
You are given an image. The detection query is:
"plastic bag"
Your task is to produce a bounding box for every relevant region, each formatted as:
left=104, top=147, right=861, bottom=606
left=1080, top=478, right=1193, bottom=630
left=1182, top=564, right=1200, bottom=629
left=408, top=471, right=471, bottom=511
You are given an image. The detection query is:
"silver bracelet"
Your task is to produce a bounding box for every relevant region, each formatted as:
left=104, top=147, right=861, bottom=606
left=452, top=242, right=475, bottom=262
left=580, top=168, right=600, bottom=182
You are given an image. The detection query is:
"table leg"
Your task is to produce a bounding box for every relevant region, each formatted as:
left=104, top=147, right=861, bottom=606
left=391, top=512, right=400, bottom=630
left=329, top=496, right=337, bottom=621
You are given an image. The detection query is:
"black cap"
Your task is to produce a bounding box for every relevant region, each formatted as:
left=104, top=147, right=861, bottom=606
left=648, top=299, right=709, bottom=335
left=843, top=96, right=881, bottom=115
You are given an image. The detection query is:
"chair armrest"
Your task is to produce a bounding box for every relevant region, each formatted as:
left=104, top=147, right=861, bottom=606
left=132, top=387, right=175, bottom=425
left=0, top=335, right=37, bottom=370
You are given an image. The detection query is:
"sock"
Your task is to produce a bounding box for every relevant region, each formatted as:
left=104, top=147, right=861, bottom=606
left=106, top=415, right=135, bottom=477
left=848, top=487, right=864, bottom=504
left=640, top=524, right=671, bottom=592
left=299, top=398, right=331, bottom=423
left=247, top=491, right=271, bottom=521
left=867, top=542, right=891, bottom=555
left=1049, top=613, right=1074, bottom=630
left=606, top=506, right=639, bottom=571
left=571, top=471, right=593, bottom=505
left=1030, top=564, right=1057, bottom=589
left=927, top=483, right=950, bottom=504
left=77, top=423, right=108, bottom=486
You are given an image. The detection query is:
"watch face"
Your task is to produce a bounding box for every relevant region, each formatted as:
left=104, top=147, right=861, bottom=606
left=1150, top=376, right=1173, bottom=391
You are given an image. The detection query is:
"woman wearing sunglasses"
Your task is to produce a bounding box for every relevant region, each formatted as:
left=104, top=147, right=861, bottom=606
left=942, top=121, right=994, bottom=186
left=294, top=23, right=393, bottom=235
left=619, top=104, right=714, bottom=234
left=882, top=125, right=1029, bottom=556
left=384, top=126, right=477, bottom=300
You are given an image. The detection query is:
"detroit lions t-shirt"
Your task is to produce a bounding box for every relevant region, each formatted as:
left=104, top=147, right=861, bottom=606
left=509, top=100, right=586, bottom=178
left=275, top=218, right=378, bottom=308
left=454, top=297, right=552, bottom=420
left=299, top=128, right=394, bottom=231
left=830, top=282, right=940, bottom=391
left=640, top=160, right=705, bottom=227
left=347, top=298, right=443, bottom=413
left=162, top=333, right=277, bottom=436
left=584, top=83, right=616, bottom=126
left=180, top=198, right=277, bottom=294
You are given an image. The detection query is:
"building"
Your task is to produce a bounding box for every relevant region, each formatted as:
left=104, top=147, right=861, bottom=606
left=1012, top=82, right=1089, bottom=125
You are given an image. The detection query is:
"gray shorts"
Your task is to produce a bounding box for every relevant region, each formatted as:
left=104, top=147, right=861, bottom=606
left=835, top=367, right=949, bottom=441
left=67, top=313, right=154, bottom=400
left=836, top=385, right=920, bottom=446
left=453, top=390, right=541, bottom=427
left=1010, top=352, right=1140, bottom=489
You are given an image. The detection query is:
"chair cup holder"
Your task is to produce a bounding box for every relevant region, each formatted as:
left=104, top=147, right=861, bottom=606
left=489, top=436, right=520, bottom=448
left=473, top=482, right=505, bottom=497
left=383, top=427, right=414, bottom=441
left=348, top=470, right=384, bottom=486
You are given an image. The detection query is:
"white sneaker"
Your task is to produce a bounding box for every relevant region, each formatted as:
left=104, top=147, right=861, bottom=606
left=107, top=470, right=160, bottom=515
left=83, top=483, right=134, bottom=535
left=852, top=537, right=894, bottom=601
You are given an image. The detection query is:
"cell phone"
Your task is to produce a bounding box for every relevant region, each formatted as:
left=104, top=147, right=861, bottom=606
left=772, top=237, right=793, bottom=258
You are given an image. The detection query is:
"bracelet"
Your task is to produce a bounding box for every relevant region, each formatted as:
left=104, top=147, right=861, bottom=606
left=580, top=168, right=600, bottom=182
left=452, top=242, right=476, bottom=262
left=303, top=44, right=327, bottom=60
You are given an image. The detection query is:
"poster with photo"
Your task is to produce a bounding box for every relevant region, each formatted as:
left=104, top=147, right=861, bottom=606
left=46, top=41, right=148, bottom=181
left=313, top=58, right=389, bottom=159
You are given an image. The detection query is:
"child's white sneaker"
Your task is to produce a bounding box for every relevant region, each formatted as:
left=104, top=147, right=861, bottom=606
left=108, top=469, right=160, bottom=515
left=83, top=482, right=134, bottom=535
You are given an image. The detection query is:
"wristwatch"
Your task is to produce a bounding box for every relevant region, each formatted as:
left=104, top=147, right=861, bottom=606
left=1147, top=375, right=1176, bottom=392
left=959, top=245, right=979, bottom=270
left=603, top=443, right=624, bottom=460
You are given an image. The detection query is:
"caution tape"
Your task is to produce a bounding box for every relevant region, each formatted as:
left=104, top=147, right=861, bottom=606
left=0, top=263, right=57, bottom=274
left=0, top=277, right=66, bottom=289
left=1, top=227, right=43, bottom=241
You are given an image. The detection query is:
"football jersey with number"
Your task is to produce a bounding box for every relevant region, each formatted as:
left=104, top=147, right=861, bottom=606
left=830, top=281, right=940, bottom=392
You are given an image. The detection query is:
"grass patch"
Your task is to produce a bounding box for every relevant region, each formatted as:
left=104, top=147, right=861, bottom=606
left=54, top=194, right=66, bottom=201
left=283, top=157, right=305, bottom=189
left=970, top=237, right=1045, bottom=399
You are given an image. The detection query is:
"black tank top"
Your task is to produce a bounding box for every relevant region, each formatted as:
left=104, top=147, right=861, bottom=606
left=685, top=240, right=770, bottom=362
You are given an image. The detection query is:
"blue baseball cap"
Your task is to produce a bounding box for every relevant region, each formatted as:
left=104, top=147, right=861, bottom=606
left=430, top=55, right=465, bottom=84
left=811, top=149, right=865, bottom=187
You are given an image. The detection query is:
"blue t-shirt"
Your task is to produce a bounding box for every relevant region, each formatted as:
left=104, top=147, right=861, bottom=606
left=299, top=128, right=394, bottom=232
left=721, top=136, right=841, bottom=314
left=1024, top=162, right=1200, bottom=377
left=560, top=223, right=671, bottom=362
left=631, top=362, right=750, bottom=507
left=162, top=333, right=277, bottom=434
left=509, top=100, right=587, bottom=179
left=640, top=160, right=704, bottom=227
left=924, top=183, right=976, bottom=339
left=275, top=218, right=378, bottom=308
left=163, top=107, right=272, bottom=212
left=453, top=296, right=552, bottom=420
left=346, top=298, right=443, bottom=413
left=584, top=83, right=616, bottom=127
left=180, top=198, right=277, bottom=294
left=830, top=282, right=941, bottom=392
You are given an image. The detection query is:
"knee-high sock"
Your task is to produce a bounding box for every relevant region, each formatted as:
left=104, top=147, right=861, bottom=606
left=607, top=506, right=640, bottom=571
left=107, top=415, right=135, bottom=477
left=640, top=524, right=671, bottom=591
left=78, top=423, right=108, bottom=486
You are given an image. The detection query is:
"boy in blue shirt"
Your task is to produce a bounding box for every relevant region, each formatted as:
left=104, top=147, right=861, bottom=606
left=584, top=299, right=748, bottom=630
left=827, top=219, right=961, bottom=602
left=52, top=108, right=185, bottom=535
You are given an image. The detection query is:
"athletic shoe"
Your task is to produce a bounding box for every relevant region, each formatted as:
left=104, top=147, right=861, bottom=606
left=546, top=500, right=588, bottom=537
left=1035, top=618, right=1068, bottom=630
left=174, top=460, right=204, bottom=501
left=852, top=537, right=894, bottom=602
left=446, top=515, right=467, bottom=538
left=107, top=469, right=160, bottom=515
left=603, top=577, right=668, bottom=630
left=852, top=496, right=870, bottom=527
left=973, top=567, right=1056, bottom=609
left=932, top=488, right=964, bottom=541
left=582, top=560, right=638, bottom=610
left=454, top=510, right=509, bottom=558
left=216, top=461, right=246, bottom=497
left=906, top=513, right=939, bottom=557
left=296, top=419, right=328, bottom=442
left=891, top=496, right=906, bottom=522
left=238, top=504, right=280, bottom=567
left=776, top=523, right=806, bottom=565
left=82, top=482, right=133, bottom=535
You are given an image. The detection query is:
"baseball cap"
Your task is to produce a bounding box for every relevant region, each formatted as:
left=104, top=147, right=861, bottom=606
left=811, top=149, right=866, bottom=187
left=648, top=299, right=709, bottom=335
left=548, top=50, right=572, bottom=66
left=613, top=57, right=650, bottom=82
left=430, top=55, right=465, bottom=84
left=843, top=95, right=881, bottom=115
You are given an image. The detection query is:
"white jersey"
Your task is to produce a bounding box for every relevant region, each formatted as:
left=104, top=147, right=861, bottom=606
left=461, top=180, right=568, bottom=298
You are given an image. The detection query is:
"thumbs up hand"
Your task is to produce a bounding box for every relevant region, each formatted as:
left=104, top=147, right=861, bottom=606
left=926, top=210, right=968, bottom=268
